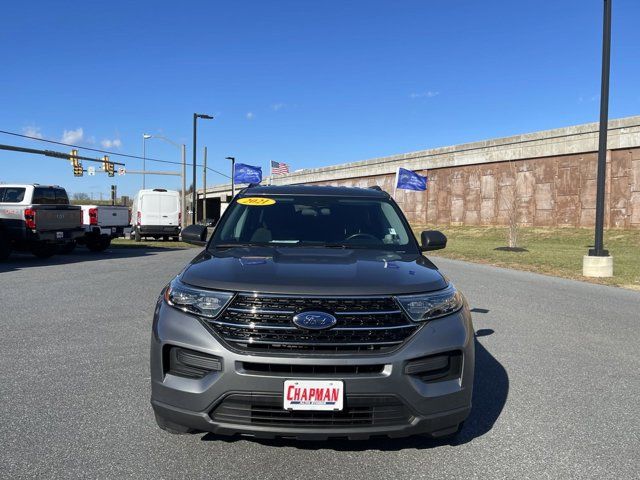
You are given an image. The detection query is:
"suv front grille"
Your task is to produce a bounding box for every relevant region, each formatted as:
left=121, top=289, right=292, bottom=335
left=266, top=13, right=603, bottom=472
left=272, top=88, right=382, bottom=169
left=207, top=294, right=420, bottom=355
left=211, top=393, right=412, bottom=428
left=240, top=362, right=385, bottom=376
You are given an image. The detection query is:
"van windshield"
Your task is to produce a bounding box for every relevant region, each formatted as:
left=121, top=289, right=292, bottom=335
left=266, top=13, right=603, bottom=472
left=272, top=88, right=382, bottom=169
left=211, top=195, right=417, bottom=252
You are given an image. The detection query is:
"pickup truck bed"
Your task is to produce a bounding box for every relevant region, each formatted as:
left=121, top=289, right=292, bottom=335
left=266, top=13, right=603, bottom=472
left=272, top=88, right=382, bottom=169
left=77, top=205, right=129, bottom=252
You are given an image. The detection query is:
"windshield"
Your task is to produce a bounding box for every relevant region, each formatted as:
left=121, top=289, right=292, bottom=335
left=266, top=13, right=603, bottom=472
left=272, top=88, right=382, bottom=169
left=210, top=195, right=417, bottom=251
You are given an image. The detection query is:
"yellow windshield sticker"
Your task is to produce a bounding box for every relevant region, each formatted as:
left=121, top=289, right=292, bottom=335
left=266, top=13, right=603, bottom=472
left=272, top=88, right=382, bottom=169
left=237, top=197, right=276, bottom=206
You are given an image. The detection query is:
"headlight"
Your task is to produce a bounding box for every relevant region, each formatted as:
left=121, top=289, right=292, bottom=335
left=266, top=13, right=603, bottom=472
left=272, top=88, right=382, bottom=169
left=396, top=284, right=463, bottom=322
left=164, top=277, right=233, bottom=318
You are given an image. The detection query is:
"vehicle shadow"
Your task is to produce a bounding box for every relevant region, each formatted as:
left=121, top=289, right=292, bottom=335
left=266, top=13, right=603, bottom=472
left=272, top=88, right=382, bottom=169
left=0, top=246, right=192, bottom=273
left=200, top=332, right=508, bottom=451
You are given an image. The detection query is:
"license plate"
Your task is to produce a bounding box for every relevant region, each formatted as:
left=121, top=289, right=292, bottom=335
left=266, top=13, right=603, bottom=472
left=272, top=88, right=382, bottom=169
left=56, top=231, right=63, bottom=239
left=283, top=380, right=344, bottom=411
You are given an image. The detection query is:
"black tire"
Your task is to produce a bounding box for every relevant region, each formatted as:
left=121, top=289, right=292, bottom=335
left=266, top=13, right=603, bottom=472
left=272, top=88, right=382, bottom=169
left=31, top=243, right=56, bottom=259
left=134, top=228, right=141, bottom=242
left=0, top=233, right=11, bottom=261
left=154, top=413, right=195, bottom=435
left=87, top=237, right=111, bottom=252
left=59, top=241, right=77, bottom=254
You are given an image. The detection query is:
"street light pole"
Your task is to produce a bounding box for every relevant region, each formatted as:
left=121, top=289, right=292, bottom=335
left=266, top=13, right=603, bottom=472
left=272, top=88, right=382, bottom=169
left=142, top=134, right=151, bottom=189
left=584, top=0, right=613, bottom=277
left=143, top=134, right=186, bottom=227
left=591, top=0, right=612, bottom=257
left=226, top=157, right=236, bottom=198
left=192, top=113, right=213, bottom=224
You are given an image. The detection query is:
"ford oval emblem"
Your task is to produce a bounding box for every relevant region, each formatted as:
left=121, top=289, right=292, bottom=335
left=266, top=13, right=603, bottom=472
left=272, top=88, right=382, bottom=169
left=292, top=311, right=337, bottom=330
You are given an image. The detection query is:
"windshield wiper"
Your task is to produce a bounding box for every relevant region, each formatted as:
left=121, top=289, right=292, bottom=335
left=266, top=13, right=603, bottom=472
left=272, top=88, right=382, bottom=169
left=300, top=242, right=374, bottom=249
left=211, top=243, right=269, bottom=249
left=212, top=241, right=304, bottom=249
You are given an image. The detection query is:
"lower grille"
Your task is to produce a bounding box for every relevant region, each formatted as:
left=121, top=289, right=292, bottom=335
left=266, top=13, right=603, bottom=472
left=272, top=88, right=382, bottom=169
left=211, top=393, right=412, bottom=428
left=240, top=362, right=385, bottom=376
left=208, top=294, right=420, bottom=355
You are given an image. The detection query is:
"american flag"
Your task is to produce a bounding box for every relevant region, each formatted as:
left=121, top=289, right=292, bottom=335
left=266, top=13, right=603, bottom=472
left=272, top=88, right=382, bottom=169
left=271, top=160, right=290, bottom=175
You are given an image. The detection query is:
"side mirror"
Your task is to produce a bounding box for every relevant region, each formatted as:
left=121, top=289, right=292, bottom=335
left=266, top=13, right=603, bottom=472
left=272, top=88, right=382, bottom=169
left=181, top=224, right=208, bottom=246
left=420, top=230, right=447, bottom=251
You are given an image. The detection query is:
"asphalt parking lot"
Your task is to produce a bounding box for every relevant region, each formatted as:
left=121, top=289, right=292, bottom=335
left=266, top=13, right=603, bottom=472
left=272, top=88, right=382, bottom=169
left=0, top=247, right=638, bottom=479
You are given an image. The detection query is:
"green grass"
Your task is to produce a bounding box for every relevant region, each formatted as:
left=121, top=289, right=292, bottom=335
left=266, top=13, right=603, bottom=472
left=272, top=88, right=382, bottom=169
left=412, top=225, right=640, bottom=290
left=111, top=238, right=196, bottom=249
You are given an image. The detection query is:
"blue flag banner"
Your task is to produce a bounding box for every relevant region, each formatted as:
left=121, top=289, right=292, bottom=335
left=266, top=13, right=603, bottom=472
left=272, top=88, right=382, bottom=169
left=234, top=163, right=263, bottom=184
left=396, top=167, right=427, bottom=191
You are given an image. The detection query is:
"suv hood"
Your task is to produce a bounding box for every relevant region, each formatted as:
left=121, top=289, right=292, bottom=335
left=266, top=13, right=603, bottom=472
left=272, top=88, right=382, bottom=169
left=180, top=247, right=447, bottom=296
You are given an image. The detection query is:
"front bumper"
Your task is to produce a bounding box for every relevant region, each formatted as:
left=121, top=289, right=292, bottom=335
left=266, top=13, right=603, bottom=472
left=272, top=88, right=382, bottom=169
left=150, top=301, right=475, bottom=440
left=138, top=225, right=181, bottom=236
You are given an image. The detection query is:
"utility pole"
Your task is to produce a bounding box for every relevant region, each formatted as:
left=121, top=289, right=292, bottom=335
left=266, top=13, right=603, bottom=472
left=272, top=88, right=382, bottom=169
left=584, top=0, right=614, bottom=277
left=181, top=144, right=186, bottom=227
left=203, top=146, right=207, bottom=222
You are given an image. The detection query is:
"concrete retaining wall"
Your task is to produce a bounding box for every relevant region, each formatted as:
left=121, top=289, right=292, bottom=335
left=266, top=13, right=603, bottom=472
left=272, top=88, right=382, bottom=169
left=200, top=116, right=640, bottom=228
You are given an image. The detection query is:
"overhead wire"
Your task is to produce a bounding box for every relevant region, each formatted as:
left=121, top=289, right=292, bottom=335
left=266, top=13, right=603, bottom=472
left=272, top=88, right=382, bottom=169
left=0, top=129, right=231, bottom=178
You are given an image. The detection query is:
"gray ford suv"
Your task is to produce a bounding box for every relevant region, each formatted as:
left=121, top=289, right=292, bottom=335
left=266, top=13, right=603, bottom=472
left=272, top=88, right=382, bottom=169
left=150, top=185, right=474, bottom=440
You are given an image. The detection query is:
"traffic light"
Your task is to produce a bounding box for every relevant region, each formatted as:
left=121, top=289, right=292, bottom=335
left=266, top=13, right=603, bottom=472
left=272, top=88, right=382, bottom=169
left=70, top=149, right=83, bottom=176
left=102, top=155, right=115, bottom=177
left=70, top=149, right=79, bottom=167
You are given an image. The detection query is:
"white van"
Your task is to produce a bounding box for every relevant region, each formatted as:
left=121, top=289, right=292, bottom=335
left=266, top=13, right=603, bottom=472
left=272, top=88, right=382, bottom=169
left=131, top=189, right=181, bottom=241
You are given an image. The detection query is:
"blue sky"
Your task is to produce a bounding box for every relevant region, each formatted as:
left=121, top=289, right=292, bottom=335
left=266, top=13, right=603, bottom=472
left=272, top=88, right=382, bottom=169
left=1, top=0, right=639, bottom=198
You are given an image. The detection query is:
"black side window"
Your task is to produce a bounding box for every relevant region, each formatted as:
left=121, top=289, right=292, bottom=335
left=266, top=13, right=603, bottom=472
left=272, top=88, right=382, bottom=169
left=1, top=188, right=26, bottom=203
left=32, top=187, right=56, bottom=204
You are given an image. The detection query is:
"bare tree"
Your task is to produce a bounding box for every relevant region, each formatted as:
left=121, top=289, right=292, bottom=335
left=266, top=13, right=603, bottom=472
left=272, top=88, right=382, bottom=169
left=72, top=192, right=91, bottom=201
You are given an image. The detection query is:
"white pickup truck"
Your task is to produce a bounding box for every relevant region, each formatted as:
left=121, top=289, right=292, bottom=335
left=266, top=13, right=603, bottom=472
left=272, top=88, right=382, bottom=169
left=0, top=184, right=83, bottom=259
left=75, top=205, right=130, bottom=252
